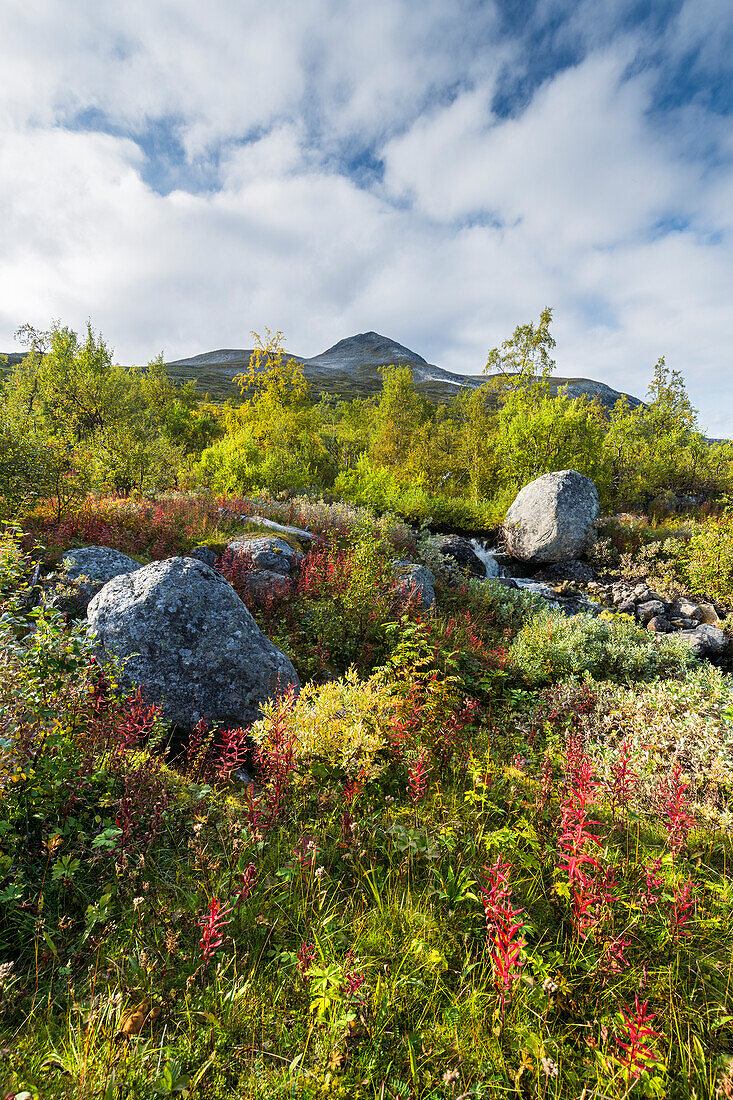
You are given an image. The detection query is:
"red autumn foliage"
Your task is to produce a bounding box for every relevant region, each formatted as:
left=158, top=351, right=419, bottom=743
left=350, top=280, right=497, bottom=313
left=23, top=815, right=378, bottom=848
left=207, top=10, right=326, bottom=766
left=615, top=996, right=660, bottom=1080
left=658, top=764, right=695, bottom=854
left=479, top=857, right=526, bottom=1006
left=197, top=897, right=233, bottom=963
left=557, top=740, right=608, bottom=939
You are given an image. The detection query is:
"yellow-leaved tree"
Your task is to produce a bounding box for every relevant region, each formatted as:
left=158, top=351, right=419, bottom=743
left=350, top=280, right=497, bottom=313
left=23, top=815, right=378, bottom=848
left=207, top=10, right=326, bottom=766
left=196, top=330, right=335, bottom=493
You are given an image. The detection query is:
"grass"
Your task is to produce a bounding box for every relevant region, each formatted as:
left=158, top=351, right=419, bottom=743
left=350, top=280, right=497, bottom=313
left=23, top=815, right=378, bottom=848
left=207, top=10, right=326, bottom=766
left=2, top=501, right=733, bottom=1098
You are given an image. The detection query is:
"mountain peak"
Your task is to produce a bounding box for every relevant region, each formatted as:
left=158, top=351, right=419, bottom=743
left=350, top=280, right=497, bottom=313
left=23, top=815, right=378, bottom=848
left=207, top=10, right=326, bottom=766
left=314, top=331, right=428, bottom=366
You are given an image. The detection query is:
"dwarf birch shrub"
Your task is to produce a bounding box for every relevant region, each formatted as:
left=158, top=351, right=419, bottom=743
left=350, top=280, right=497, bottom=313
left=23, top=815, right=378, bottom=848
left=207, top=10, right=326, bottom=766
left=467, top=577, right=547, bottom=630
left=510, top=609, right=694, bottom=685
left=250, top=669, right=399, bottom=771
left=582, top=664, right=733, bottom=808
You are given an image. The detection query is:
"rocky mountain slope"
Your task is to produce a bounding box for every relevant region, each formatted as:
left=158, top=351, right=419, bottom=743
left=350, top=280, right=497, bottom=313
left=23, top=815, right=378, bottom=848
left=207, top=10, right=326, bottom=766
left=164, top=331, right=643, bottom=408
left=2, top=333, right=642, bottom=407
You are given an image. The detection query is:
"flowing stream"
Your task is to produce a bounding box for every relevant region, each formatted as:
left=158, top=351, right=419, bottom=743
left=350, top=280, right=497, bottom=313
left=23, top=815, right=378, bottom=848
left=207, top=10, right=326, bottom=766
left=467, top=537, right=599, bottom=614
left=468, top=538, right=502, bottom=578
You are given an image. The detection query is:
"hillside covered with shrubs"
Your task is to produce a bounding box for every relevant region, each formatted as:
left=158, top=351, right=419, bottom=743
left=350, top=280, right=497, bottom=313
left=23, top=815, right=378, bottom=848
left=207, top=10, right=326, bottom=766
left=3, top=313, right=733, bottom=1098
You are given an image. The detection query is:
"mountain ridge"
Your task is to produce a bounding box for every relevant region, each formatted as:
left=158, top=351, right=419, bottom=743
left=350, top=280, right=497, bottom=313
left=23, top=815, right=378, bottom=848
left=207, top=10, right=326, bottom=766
left=165, top=330, right=643, bottom=409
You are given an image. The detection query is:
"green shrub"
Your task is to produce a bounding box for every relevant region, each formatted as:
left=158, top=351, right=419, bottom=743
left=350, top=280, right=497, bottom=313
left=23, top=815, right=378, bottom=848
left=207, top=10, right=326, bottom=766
left=510, top=608, right=694, bottom=684
left=466, top=577, right=548, bottom=631
left=682, top=513, right=733, bottom=601
left=334, top=454, right=498, bottom=528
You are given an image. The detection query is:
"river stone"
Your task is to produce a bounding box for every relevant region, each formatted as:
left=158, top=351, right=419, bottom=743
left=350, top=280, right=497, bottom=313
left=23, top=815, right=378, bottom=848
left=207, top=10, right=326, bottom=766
left=87, top=557, right=299, bottom=728
left=535, top=560, right=595, bottom=583
left=44, top=546, right=141, bottom=616
left=502, top=471, right=599, bottom=564
left=678, top=623, right=728, bottom=658
left=225, top=535, right=303, bottom=576
left=637, top=599, right=666, bottom=625
left=672, top=597, right=704, bottom=622
left=433, top=536, right=486, bottom=577
left=392, top=560, right=436, bottom=611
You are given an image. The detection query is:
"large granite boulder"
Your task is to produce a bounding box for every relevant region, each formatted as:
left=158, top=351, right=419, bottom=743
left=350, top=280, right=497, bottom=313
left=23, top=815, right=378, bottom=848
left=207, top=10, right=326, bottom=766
left=503, top=471, right=599, bottom=564
left=225, top=535, right=303, bottom=576
left=392, top=560, right=436, bottom=611
left=87, top=557, right=299, bottom=728
left=44, top=546, right=141, bottom=616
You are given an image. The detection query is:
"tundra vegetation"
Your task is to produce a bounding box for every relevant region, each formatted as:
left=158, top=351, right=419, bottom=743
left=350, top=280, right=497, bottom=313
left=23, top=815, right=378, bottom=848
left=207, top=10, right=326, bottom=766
left=2, top=315, right=733, bottom=1097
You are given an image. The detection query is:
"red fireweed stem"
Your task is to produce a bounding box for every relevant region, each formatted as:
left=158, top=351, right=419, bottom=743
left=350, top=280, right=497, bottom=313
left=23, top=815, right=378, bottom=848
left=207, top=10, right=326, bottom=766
left=197, top=897, right=233, bottom=963
left=615, top=995, right=661, bottom=1081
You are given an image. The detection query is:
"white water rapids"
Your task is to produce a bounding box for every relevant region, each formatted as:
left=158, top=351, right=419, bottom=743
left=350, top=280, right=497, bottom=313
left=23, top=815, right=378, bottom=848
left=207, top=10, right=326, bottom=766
left=467, top=537, right=598, bottom=613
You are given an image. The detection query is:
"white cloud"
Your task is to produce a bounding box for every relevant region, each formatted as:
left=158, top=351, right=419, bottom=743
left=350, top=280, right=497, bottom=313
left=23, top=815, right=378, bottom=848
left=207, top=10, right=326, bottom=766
left=382, top=51, right=694, bottom=249
left=0, top=1, right=732, bottom=433
left=2, top=0, right=502, bottom=154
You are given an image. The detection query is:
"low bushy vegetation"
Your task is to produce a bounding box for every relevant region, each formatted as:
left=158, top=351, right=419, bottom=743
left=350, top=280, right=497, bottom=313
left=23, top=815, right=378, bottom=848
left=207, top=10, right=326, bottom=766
left=509, top=606, right=693, bottom=684
left=2, top=524, right=733, bottom=1098
left=3, top=311, right=733, bottom=1096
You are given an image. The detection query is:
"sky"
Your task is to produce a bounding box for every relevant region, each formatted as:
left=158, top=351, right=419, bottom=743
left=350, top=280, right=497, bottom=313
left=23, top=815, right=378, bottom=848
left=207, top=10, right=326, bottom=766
left=2, top=0, right=733, bottom=431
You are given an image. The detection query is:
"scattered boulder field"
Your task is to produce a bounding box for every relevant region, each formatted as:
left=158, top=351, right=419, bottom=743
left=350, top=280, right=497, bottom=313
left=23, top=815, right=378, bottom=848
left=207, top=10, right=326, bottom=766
left=33, top=472, right=732, bottom=732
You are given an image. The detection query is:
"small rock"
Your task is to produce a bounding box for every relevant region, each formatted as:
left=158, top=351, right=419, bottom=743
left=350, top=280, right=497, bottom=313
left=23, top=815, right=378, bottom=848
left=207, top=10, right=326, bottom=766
left=673, top=597, right=704, bottom=621
left=433, top=536, right=486, bottom=578
left=636, top=599, right=666, bottom=625
left=617, top=598, right=636, bottom=615
left=678, top=624, right=728, bottom=658
left=535, top=560, right=595, bottom=583
left=391, top=560, right=436, bottom=611
left=697, top=602, right=721, bottom=626
left=647, top=615, right=673, bottom=633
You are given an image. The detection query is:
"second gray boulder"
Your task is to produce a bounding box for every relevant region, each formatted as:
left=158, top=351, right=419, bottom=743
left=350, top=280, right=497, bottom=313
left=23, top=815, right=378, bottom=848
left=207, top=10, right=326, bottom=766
left=44, top=546, right=141, bottom=616
left=503, top=470, right=599, bottom=564
left=225, top=535, right=303, bottom=576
